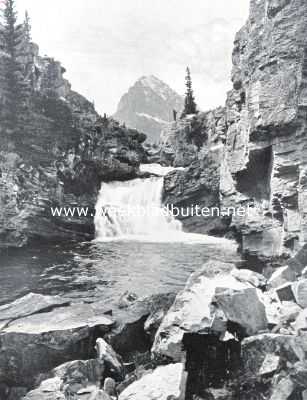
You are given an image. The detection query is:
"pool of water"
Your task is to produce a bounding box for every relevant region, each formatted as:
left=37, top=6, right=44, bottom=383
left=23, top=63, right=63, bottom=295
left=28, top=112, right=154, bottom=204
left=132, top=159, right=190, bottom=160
left=0, top=239, right=240, bottom=308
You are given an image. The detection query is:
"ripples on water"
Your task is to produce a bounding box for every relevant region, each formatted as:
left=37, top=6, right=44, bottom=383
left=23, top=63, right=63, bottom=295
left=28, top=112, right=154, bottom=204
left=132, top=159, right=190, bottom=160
left=0, top=239, right=240, bottom=307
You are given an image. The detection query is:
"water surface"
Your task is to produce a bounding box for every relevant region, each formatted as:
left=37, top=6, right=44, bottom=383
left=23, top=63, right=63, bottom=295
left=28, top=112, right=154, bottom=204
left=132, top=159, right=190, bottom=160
left=0, top=239, right=239, bottom=308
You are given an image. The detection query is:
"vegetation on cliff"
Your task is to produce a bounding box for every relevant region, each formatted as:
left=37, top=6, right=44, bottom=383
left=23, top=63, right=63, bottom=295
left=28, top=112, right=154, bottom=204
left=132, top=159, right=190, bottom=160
left=0, top=0, right=147, bottom=248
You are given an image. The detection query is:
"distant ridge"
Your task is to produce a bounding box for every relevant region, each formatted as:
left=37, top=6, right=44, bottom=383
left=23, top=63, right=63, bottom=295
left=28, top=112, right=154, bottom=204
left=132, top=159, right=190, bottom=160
left=114, top=75, right=184, bottom=143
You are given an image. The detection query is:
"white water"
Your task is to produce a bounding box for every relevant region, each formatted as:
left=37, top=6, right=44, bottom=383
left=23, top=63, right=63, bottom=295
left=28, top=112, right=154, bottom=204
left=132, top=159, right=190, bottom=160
left=139, top=163, right=184, bottom=176
left=94, top=175, right=182, bottom=240
left=94, top=164, right=236, bottom=246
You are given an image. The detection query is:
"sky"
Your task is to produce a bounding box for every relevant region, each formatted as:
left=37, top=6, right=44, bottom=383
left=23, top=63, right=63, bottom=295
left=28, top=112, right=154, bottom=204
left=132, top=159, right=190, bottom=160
left=14, top=0, right=250, bottom=115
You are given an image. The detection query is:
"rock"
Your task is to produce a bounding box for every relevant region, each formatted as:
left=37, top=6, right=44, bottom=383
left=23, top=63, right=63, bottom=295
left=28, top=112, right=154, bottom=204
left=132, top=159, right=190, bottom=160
left=289, top=361, right=307, bottom=388
left=23, top=380, right=65, bottom=400
left=214, top=287, right=268, bottom=335
left=292, top=279, right=307, bottom=308
left=38, top=377, right=62, bottom=392
left=87, top=390, right=112, bottom=400
left=288, top=245, right=307, bottom=275
left=95, top=338, right=124, bottom=380
left=0, top=293, right=69, bottom=324
left=275, top=283, right=295, bottom=302
left=279, top=301, right=301, bottom=324
left=109, top=292, right=176, bottom=358
left=152, top=261, right=250, bottom=361
left=117, top=292, right=138, bottom=309
left=230, top=268, right=267, bottom=288
left=241, top=334, right=305, bottom=378
left=23, top=359, right=105, bottom=400
left=294, top=308, right=307, bottom=333
left=268, top=267, right=296, bottom=289
left=260, top=289, right=300, bottom=329
left=118, top=363, right=186, bottom=400
left=258, top=353, right=281, bottom=376
left=2, top=303, right=113, bottom=335
left=162, top=147, right=230, bottom=235
left=103, top=377, right=117, bottom=397
left=260, top=290, right=281, bottom=326
left=0, top=304, right=113, bottom=387
left=53, top=359, right=105, bottom=386
left=201, top=388, right=232, bottom=400
left=270, top=376, right=295, bottom=400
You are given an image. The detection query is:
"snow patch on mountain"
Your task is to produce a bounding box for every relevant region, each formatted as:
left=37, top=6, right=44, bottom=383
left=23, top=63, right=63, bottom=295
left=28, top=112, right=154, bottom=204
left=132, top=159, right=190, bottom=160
left=114, top=75, right=184, bottom=143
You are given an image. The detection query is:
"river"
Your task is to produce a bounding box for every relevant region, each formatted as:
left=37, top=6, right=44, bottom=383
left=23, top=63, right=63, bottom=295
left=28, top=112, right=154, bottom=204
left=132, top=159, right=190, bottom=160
left=0, top=164, right=239, bottom=308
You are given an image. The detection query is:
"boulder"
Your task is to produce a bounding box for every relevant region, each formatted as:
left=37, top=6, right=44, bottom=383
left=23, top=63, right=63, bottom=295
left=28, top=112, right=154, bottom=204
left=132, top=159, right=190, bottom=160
left=260, top=290, right=281, bottom=326
left=109, top=292, right=176, bottom=358
left=279, top=301, right=302, bottom=324
left=23, top=359, right=106, bottom=400
left=52, top=359, right=105, bottom=386
left=23, top=377, right=64, bottom=400
left=260, top=290, right=300, bottom=328
left=275, top=283, right=295, bottom=302
left=201, top=388, right=233, bottom=400
left=288, top=245, right=307, bottom=275
left=0, top=304, right=113, bottom=387
left=289, top=361, right=307, bottom=389
left=268, top=267, right=296, bottom=289
left=103, top=377, right=117, bottom=397
left=118, top=363, right=186, bottom=400
left=87, top=390, right=112, bottom=400
left=258, top=353, right=281, bottom=376
left=214, top=287, right=268, bottom=335
left=241, top=334, right=305, bottom=378
left=0, top=293, right=69, bottom=324
left=231, top=268, right=267, bottom=288
left=270, top=376, right=295, bottom=400
left=294, top=309, right=307, bottom=333
left=152, top=262, right=251, bottom=361
left=95, top=338, right=124, bottom=380
left=292, top=279, right=307, bottom=308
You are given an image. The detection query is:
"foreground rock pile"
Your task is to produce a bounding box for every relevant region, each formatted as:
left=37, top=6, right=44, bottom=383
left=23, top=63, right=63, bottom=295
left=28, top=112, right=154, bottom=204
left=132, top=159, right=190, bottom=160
left=1, top=245, right=307, bottom=399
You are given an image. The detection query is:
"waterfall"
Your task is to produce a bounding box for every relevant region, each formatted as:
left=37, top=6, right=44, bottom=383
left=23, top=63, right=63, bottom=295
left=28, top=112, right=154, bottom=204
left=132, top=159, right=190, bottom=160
left=94, top=165, right=182, bottom=240
left=94, top=164, right=237, bottom=246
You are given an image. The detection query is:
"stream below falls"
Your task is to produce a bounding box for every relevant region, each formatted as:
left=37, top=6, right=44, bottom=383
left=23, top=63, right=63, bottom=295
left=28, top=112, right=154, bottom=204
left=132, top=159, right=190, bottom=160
left=0, top=164, right=240, bottom=309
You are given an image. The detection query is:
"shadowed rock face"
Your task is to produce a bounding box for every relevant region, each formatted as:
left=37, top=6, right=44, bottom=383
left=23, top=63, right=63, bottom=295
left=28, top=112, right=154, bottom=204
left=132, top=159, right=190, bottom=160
left=114, top=75, right=184, bottom=144
left=221, top=0, right=307, bottom=267
left=160, top=0, right=307, bottom=268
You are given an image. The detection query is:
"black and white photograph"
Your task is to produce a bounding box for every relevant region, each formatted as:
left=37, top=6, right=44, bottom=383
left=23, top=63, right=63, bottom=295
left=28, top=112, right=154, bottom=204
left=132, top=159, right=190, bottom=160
left=0, top=0, right=306, bottom=399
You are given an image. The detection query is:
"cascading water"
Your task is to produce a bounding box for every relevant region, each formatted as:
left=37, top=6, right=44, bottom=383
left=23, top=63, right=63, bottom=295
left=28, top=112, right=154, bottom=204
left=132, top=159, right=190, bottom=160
left=94, top=165, right=182, bottom=240
left=94, top=164, right=236, bottom=246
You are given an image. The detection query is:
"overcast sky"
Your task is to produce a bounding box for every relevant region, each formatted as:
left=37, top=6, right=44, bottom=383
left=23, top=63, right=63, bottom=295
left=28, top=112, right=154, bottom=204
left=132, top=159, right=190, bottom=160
left=15, top=0, right=249, bottom=115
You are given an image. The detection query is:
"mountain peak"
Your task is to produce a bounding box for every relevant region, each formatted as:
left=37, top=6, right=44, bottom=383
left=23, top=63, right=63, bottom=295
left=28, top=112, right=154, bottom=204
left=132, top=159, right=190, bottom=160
left=114, top=76, right=183, bottom=143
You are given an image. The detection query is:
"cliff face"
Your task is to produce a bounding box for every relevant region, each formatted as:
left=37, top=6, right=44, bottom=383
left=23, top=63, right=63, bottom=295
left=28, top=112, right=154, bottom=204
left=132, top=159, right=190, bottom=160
left=0, top=39, right=146, bottom=249
left=161, top=0, right=307, bottom=268
left=114, top=75, right=184, bottom=143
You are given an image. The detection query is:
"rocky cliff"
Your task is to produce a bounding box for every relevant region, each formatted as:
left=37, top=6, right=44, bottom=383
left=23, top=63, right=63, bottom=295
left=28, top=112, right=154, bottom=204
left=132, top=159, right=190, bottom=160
left=0, top=38, right=147, bottom=249
left=114, top=75, right=184, bottom=143
left=161, top=0, right=307, bottom=269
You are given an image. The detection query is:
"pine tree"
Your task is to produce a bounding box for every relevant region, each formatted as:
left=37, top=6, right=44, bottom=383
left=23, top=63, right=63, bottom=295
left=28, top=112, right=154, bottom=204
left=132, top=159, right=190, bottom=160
left=181, top=67, right=197, bottom=118
left=1, top=0, right=30, bottom=135
left=24, top=10, right=31, bottom=43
